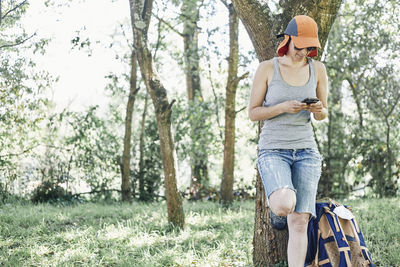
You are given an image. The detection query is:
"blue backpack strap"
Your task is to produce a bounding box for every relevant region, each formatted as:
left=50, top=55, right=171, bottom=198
left=315, top=203, right=335, bottom=266
left=317, top=237, right=333, bottom=266
left=305, top=202, right=334, bottom=266
left=305, top=217, right=318, bottom=265
left=323, top=207, right=352, bottom=266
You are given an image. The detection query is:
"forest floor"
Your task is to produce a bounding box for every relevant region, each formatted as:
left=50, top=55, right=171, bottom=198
left=0, top=197, right=399, bottom=266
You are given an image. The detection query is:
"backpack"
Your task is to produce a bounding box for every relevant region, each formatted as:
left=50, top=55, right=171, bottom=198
left=305, top=200, right=374, bottom=267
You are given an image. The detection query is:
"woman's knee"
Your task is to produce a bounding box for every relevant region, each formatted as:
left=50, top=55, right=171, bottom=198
left=269, top=188, right=296, bottom=216
left=287, top=212, right=309, bottom=233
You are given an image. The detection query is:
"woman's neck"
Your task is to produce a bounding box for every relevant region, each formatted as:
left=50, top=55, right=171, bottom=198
left=281, top=55, right=308, bottom=67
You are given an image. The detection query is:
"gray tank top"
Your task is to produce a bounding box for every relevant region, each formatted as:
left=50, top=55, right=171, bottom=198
left=258, top=57, right=318, bottom=150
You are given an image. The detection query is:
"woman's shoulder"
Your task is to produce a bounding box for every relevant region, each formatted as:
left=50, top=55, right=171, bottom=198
left=311, top=59, right=326, bottom=71
left=257, top=58, right=275, bottom=73
left=311, top=59, right=327, bottom=77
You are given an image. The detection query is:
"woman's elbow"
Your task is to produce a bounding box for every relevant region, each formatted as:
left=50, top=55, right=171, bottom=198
left=248, top=109, right=258, bottom=121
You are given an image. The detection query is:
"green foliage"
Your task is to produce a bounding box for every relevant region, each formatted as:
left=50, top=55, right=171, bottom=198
left=0, top=0, right=52, bottom=193
left=65, top=106, right=121, bottom=195
left=27, top=107, right=123, bottom=201
left=30, top=180, right=80, bottom=204
left=319, top=0, right=400, bottom=197
left=134, top=115, right=163, bottom=201
left=172, top=98, right=217, bottom=165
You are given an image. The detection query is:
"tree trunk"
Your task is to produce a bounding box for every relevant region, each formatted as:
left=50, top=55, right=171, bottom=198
left=129, top=0, right=185, bottom=228
left=138, top=93, right=149, bottom=200
left=385, top=117, right=393, bottom=195
left=220, top=4, right=243, bottom=205
left=253, top=169, right=289, bottom=264
left=319, top=107, right=333, bottom=197
left=229, top=0, right=342, bottom=264
left=121, top=50, right=139, bottom=202
left=181, top=0, right=209, bottom=197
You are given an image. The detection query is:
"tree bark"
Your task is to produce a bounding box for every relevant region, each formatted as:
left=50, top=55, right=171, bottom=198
left=138, top=93, right=149, bottom=200
left=229, top=0, right=342, bottom=264
left=129, top=0, right=185, bottom=228
left=181, top=0, right=210, bottom=197
left=182, top=0, right=202, bottom=102
left=220, top=4, right=245, bottom=204
left=319, top=107, right=333, bottom=196
left=121, top=50, right=139, bottom=202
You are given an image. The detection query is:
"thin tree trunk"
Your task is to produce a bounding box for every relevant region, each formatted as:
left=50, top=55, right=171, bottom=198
left=181, top=0, right=209, bottom=197
left=138, top=93, right=149, bottom=200
left=220, top=4, right=243, bottom=204
left=121, top=50, right=139, bottom=202
left=182, top=0, right=202, bottom=102
left=385, top=118, right=393, bottom=192
left=345, top=77, right=364, bottom=129
left=319, top=107, right=333, bottom=196
left=229, top=0, right=342, bottom=264
left=129, top=0, right=185, bottom=228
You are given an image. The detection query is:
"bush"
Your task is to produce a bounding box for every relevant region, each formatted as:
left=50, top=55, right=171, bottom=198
left=30, top=181, right=79, bottom=204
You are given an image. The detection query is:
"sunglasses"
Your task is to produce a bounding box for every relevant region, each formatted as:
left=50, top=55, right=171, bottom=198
left=294, top=45, right=316, bottom=52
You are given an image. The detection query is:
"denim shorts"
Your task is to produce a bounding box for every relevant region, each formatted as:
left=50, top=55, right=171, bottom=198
left=257, top=148, right=322, bottom=218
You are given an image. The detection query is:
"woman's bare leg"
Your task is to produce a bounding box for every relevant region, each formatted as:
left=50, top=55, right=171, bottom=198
left=287, top=212, right=309, bottom=267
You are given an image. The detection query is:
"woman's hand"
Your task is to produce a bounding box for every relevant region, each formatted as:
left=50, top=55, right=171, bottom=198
left=280, top=100, right=307, bottom=114
left=306, top=101, right=323, bottom=114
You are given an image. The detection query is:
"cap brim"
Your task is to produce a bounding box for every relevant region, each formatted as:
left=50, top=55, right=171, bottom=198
left=292, top=36, right=321, bottom=57
left=277, top=35, right=290, bottom=57
left=291, top=36, right=321, bottom=49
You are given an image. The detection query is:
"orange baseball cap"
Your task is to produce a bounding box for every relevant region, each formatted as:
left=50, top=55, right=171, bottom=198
left=276, top=15, right=321, bottom=57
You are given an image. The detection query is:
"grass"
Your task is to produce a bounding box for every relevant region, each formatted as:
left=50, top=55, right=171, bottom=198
left=0, top=200, right=253, bottom=266
left=0, top=198, right=398, bottom=266
left=345, top=198, right=400, bottom=266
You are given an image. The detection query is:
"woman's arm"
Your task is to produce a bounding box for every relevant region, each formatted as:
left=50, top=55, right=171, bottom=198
left=308, top=60, right=328, bottom=120
left=248, top=60, right=306, bottom=121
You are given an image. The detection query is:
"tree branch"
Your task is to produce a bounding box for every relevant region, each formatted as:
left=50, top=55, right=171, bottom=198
left=0, top=32, right=36, bottom=50
left=119, top=24, right=134, bottom=51
left=235, top=106, right=246, bottom=114
left=1, top=0, right=28, bottom=21
left=153, top=14, right=162, bottom=61
left=167, top=99, right=176, bottom=111
left=0, top=144, right=39, bottom=159
left=233, top=71, right=249, bottom=84
left=152, top=12, right=184, bottom=37
left=207, top=58, right=224, bottom=141
left=230, top=0, right=275, bottom=60
left=387, top=93, right=400, bottom=117
left=344, top=77, right=364, bottom=128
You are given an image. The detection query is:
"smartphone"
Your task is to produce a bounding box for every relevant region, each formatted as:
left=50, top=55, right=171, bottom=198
left=301, top=97, right=320, bottom=105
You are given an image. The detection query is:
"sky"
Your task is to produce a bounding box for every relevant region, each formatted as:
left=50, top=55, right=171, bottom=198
left=21, top=0, right=131, bottom=112
left=20, top=0, right=257, bottom=114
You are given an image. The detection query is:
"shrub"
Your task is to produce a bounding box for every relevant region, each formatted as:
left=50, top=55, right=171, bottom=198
left=30, top=181, right=78, bottom=204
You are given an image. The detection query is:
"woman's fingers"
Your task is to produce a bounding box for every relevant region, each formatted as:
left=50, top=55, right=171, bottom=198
left=307, top=101, right=322, bottom=113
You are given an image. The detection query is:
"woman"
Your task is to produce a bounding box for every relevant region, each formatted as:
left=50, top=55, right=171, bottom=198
left=248, top=15, right=328, bottom=266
